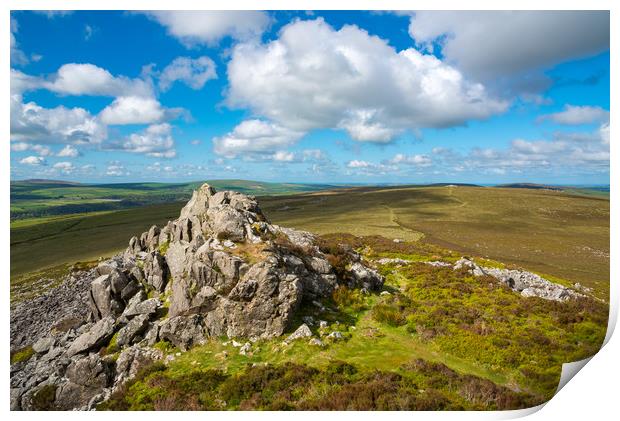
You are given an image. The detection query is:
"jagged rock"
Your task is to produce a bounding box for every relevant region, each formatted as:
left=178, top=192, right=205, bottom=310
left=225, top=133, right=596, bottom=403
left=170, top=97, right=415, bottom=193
left=113, top=346, right=164, bottom=391
left=143, top=323, right=159, bottom=346
left=109, top=270, right=129, bottom=296
left=179, top=183, right=216, bottom=220
left=347, top=262, right=383, bottom=291
left=11, top=182, right=387, bottom=410
left=88, top=275, right=112, bottom=320
left=453, top=257, right=486, bottom=276
left=285, top=324, right=313, bottom=342
left=56, top=353, right=112, bottom=410
left=123, top=297, right=161, bottom=318
left=67, top=317, right=116, bottom=357
left=455, top=257, right=580, bottom=302
left=158, top=315, right=206, bottom=351
left=144, top=252, right=167, bottom=292
left=32, top=337, right=55, bottom=354
left=120, top=279, right=141, bottom=302
left=116, top=314, right=150, bottom=347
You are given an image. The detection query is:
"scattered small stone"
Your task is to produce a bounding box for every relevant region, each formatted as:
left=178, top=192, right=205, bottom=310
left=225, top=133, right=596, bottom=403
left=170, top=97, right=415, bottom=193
left=319, top=320, right=328, bottom=329
left=327, top=331, right=343, bottom=341
left=309, top=338, right=325, bottom=347
left=285, top=324, right=313, bottom=343
left=380, top=291, right=391, bottom=296
left=239, top=342, right=251, bottom=356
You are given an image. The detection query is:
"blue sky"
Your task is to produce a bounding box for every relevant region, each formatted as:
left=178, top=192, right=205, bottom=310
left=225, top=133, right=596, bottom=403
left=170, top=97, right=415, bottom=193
left=10, top=10, right=610, bottom=184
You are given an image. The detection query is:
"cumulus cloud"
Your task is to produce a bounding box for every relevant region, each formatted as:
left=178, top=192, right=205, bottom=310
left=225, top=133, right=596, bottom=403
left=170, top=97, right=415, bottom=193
left=20, top=156, right=46, bottom=166
left=537, top=105, right=610, bottom=125
left=106, top=164, right=129, bottom=176
left=213, top=120, right=304, bottom=158
left=11, top=142, right=53, bottom=156
left=99, top=96, right=166, bottom=125
left=105, top=123, right=176, bottom=158
left=142, top=11, right=270, bottom=46
left=227, top=18, right=507, bottom=144
left=388, top=153, right=432, bottom=167
left=347, top=160, right=372, bottom=168
left=408, top=11, right=609, bottom=82
left=159, top=56, right=217, bottom=91
left=11, top=95, right=107, bottom=145
left=57, top=144, right=81, bottom=158
left=454, top=124, right=610, bottom=175
left=53, top=161, right=76, bottom=174
left=42, top=63, right=153, bottom=97
left=10, top=18, right=29, bottom=66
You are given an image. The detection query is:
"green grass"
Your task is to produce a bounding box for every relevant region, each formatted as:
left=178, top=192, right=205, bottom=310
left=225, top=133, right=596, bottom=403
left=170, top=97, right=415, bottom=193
left=97, top=236, right=606, bottom=410
left=11, top=185, right=609, bottom=302
left=10, top=179, right=340, bottom=220
left=259, top=185, right=610, bottom=298
left=11, top=346, right=35, bottom=364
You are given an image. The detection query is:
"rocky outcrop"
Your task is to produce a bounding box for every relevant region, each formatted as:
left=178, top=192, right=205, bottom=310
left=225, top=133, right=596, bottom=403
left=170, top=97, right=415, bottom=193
left=10, top=183, right=384, bottom=410
left=451, top=257, right=581, bottom=301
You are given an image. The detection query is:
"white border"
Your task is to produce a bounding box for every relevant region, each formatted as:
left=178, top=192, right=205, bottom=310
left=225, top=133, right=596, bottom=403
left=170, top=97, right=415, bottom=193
left=2, top=1, right=616, bottom=420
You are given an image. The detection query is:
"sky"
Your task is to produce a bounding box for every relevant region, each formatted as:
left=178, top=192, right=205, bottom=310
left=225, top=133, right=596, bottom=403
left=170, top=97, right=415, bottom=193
left=9, top=10, right=610, bottom=185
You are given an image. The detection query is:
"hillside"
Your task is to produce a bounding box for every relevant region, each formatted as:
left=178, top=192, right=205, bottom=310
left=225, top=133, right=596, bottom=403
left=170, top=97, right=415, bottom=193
left=11, top=185, right=609, bottom=303
left=10, top=179, right=340, bottom=220
left=9, top=183, right=608, bottom=411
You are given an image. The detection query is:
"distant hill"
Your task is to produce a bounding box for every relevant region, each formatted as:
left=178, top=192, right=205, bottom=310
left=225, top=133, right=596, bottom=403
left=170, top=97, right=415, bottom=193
left=9, top=179, right=343, bottom=220
left=13, top=179, right=83, bottom=187
left=496, top=183, right=563, bottom=191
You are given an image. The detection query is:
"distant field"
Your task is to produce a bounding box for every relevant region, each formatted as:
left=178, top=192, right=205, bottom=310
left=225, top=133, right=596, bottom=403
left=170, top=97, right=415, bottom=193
left=10, top=185, right=609, bottom=300
left=261, top=186, right=609, bottom=298
left=10, top=179, right=339, bottom=220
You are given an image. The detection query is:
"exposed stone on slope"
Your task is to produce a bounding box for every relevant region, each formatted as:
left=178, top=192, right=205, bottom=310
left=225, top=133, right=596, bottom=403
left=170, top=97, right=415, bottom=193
left=10, top=183, right=385, bottom=411
left=452, top=257, right=580, bottom=301
left=67, top=317, right=116, bottom=357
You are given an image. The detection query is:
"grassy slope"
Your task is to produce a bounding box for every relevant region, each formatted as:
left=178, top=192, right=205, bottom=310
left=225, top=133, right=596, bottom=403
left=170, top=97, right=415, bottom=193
left=11, top=186, right=609, bottom=300
left=98, top=236, right=606, bottom=410
left=260, top=185, right=609, bottom=298
left=10, top=179, right=338, bottom=219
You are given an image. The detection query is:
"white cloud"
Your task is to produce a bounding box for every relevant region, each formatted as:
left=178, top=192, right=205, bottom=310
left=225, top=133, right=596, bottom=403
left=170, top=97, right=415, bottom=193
left=53, top=161, right=76, bottom=174
left=600, top=123, right=610, bottom=145
left=106, top=164, right=128, bottom=176
left=57, top=144, right=81, bottom=158
left=455, top=124, right=610, bottom=175
left=227, top=18, right=507, bottom=143
left=537, top=105, right=610, bottom=125
left=190, top=139, right=201, bottom=146
left=99, top=96, right=166, bottom=125
left=213, top=120, right=304, bottom=158
left=34, top=11, right=73, bottom=18
left=347, top=160, right=372, bottom=168
left=105, top=123, right=176, bottom=158
left=159, top=56, right=217, bottom=91
left=43, top=63, right=153, bottom=97
left=11, top=142, right=53, bottom=156
left=84, top=24, right=96, bottom=41
left=272, top=151, right=296, bottom=162
left=10, top=18, right=29, bottom=66
left=142, top=11, right=270, bottom=46
left=407, top=11, right=609, bottom=83
left=20, top=156, right=46, bottom=166
left=389, top=153, right=432, bottom=167
left=11, top=95, right=107, bottom=145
